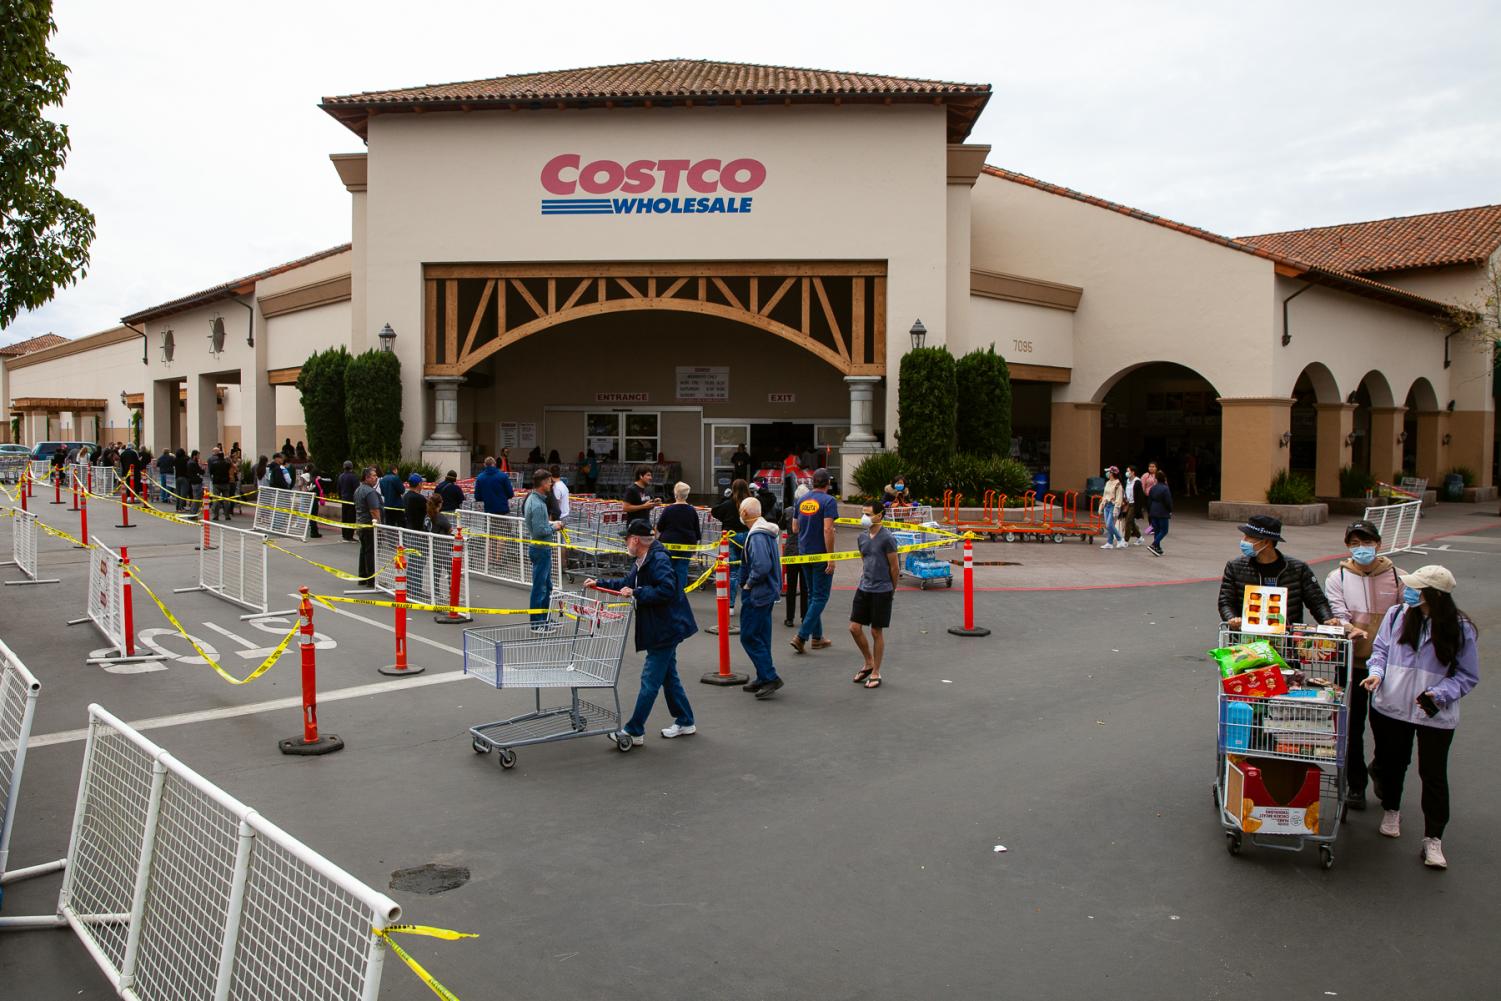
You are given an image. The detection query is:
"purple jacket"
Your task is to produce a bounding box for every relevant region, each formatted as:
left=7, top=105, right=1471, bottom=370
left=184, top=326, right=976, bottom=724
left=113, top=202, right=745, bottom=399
left=1367, top=605, right=1480, bottom=729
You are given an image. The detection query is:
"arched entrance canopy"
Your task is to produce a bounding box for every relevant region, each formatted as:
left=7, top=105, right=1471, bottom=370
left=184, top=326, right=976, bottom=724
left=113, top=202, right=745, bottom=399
left=423, top=262, right=887, bottom=378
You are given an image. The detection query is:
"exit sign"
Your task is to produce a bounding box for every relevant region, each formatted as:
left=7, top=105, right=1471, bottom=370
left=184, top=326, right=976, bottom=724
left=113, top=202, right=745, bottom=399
left=768, top=393, right=796, bottom=404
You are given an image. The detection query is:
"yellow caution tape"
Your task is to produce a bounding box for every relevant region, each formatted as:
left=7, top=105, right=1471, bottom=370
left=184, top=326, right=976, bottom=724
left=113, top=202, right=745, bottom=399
left=35, top=520, right=85, bottom=547
left=373, top=925, right=477, bottom=1001
left=128, top=565, right=299, bottom=685
left=311, top=593, right=550, bottom=617
left=684, top=561, right=717, bottom=593
left=779, top=535, right=953, bottom=566
left=834, top=516, right=962, bottom=538
left=263, top=539, right=381, bottom=582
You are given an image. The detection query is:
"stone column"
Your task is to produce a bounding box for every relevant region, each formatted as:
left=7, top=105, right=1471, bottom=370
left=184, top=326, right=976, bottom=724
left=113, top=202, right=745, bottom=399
left=1048, top=401, right=1103, bottom=495
left=1448, top=408, right=1495, bottom=490
left=146, top=380, right=176, bottom=452
left=1413, top=410, right=1448, bottom=484
left=1216, top=397, right=1293, bottom=504
left=188, top=375, right=220, bottom=453
left=1314, top=403, right=1357, bottom=498
left=837, top=375, right=884, bottom=493
left=1368, top=406, right=1407, bottom=485
left=421, top=375, right=469, bottom=475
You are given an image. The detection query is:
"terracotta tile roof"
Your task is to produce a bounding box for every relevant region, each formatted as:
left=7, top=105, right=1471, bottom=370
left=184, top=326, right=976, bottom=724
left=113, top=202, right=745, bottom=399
left=979, top=165, right=1456, bottom=317
left=1237, top=205, right=1501, bottom=274
left=322, top=58, right=991, bottom=142
left=0, top=332, right=69, bottom=357
left=122, top=244, right=351, bottom=324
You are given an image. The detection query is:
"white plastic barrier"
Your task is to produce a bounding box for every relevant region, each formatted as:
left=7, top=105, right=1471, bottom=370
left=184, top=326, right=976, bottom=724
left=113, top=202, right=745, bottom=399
left=84, top=539, right=129, bottom=657
left=0, top=705, right=401, bottom=1001
left=456, top=508, right=561, bottom=589
left=0, top=640, right=43, bottom=895
left=174, top=521, right=284, bottom=618
left=374, top=523, right=468, bottom=607
left=250, top=485, right=315, bottom=542
left=1364, top=498, right=1421, bottom=556
left=1, top=509, right=59, bottom=586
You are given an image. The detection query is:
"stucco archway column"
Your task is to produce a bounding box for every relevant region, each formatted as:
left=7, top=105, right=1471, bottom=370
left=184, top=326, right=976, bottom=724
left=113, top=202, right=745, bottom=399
left=1313, top=403, right=1357, bottom=499
left=1368, top=406, right=1407, bottom=485
left=1217, top=397, right=1293, bottom=504
left=838, top=375, right=883, bottom=488
left=1448, top=407, right=1495, bottom=489
left=1048, top=402, right=1103, bottom=495
left=421, top=375, right=469, bottom=474
left=1413, top=410, right=1448, bottom=484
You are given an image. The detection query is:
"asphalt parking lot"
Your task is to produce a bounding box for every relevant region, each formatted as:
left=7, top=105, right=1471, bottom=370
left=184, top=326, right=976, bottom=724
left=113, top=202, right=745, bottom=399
left=1, top=492, right=1498, bottom=1000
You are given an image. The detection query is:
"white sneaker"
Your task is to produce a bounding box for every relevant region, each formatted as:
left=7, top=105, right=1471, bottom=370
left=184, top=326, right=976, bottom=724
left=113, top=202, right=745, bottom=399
left=1114, top=541, right=1127, bottom=549
left=1100, top=543, right=1114, bottom=550
left=1421, top=837, right=1447, bottom=869
left=660, top=723, right=697, bottom=739
left=619, top=730, right=644, bottom=747
left=1131, top=539, right=1143, bottom=546
left=1379, top=810, right=1401, bottom=838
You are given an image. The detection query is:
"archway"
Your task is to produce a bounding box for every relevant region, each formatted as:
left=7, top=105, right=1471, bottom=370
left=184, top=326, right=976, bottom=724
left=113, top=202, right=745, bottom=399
left=1097, top=362, right=1222, bottom=499
left=1290, top=362, right=1341, bottom=497
left=1403, top=377, right=1441, bottom=482
left=1350, top=370, right=1398, bottom=483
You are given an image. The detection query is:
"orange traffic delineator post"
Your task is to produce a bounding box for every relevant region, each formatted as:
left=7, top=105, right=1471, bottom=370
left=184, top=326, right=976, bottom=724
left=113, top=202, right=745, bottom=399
left=433, top=528, right=472, bottom=625
left=75, top=484, right=89, bottom=548
left=20, top=473, right=28, bottom=513
left=947, top=535, right=991, bottom=638
left=115, top=476, right=135, bottom=529
left=70, top=469, right=80, bottom=511
left=50, top=470, right=64, bottom=505
left=196, top=503, right=215, bottom=550
left=701, top=543, right=749, bottom=686
left=119, top=547, right=138, bottom=657
left=703, top=533, right=738, bottom=636
left=380, top=551, right=426, bottom=676
left=280, top=586, right=345, bottom=755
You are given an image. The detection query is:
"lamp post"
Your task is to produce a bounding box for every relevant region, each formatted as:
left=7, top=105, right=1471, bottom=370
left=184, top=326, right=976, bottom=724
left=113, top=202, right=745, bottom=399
left=378, top=323, right=397, bottom=353
left=909, top=319, right=927, bottom=351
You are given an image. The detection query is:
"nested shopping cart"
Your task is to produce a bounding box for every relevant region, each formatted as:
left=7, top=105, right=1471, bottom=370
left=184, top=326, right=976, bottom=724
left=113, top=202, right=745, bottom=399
left=463, top=588, right=635, bottom=768
left=889, top=527, right=954, bottom=588
left=1213, top=625, right=1352, bottom=869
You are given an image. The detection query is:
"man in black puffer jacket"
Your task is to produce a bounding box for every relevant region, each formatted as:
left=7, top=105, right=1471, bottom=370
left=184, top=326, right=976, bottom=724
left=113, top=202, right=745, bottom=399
left=1217, top=515, right=1338, bottom=628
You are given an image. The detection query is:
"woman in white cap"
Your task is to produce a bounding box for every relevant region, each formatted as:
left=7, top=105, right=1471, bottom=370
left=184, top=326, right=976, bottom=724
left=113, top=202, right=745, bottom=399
left=1361, top=565, right=1480, bottom=869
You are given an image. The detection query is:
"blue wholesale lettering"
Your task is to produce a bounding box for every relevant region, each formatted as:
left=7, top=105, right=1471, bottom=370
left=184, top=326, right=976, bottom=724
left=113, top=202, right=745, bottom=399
left=540, top=196, right=753, bottom=216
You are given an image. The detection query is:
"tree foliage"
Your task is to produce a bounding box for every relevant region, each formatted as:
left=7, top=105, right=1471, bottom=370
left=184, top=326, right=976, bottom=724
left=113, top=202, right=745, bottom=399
left=955, top=345, right=1013, bottom=455
left=344, top=349, right=403, bottom=465
left=896, top=346, right=957, bottom=464
left=1, top=1, right=96, bottom=327
left=296, top=347, right=350, bottom=466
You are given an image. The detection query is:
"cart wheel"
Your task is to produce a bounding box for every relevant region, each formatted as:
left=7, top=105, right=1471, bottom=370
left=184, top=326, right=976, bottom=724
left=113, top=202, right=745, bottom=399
left=471, top=738, right=489, bottom=755
left=944, top=576, right=953, bottom=588
left=1212, top=782, right=1220, bottom=808
left=1225, top=832, right=1242, bottom=856
left=497, top=748, right=517, bottom=769
left=1003, top=532, right=1017, bottom=543
left=615, top=733, right=635, bottom=753
left=1052, top=533, right=1065, bottom=544
left=1319, top=846, right=1334, bottom=870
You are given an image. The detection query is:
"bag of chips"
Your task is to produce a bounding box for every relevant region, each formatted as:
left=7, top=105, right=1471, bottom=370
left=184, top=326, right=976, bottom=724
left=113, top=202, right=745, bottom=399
left=1209, top=641, right=1291, bottom=679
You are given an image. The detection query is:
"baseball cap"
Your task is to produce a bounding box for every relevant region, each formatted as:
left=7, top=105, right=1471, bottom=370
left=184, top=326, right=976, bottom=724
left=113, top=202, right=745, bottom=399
left=1343, top=519, right=1382, bottom=544
left=408, top=473, right=424, bottom=486
left=1398, top=565, right=1456, bottom=593
left=625, top=519, right=653, bottom=537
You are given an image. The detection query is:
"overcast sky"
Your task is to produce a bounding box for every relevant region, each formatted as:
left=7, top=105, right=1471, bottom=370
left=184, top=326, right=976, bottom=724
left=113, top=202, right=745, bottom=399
left=4, top=0, right=1498, bottom=346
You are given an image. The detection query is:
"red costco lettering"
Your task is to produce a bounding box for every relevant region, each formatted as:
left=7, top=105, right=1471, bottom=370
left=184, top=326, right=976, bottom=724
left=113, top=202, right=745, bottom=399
left=540, top=154, right=766, bottom=196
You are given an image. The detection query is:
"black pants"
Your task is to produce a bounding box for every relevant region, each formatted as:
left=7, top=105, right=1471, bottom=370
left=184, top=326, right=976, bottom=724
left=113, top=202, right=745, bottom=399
left=383, top=508, right=405, bottom=528
left=1369, top=707, right=1455, bottom=838
left=783, top=556, right=809, bottom=624
left=1345, top=661, right=1371, bottom=794
left=341, top=502, right=356, bottom=541
left=357, top=526, right=375, bottom=583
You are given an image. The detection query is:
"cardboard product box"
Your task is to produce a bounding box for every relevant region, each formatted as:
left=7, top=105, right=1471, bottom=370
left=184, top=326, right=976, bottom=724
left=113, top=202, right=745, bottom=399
left=1224, top=756, right=1322, bottom=834
left=1221, top=665, right=1290, bottom=699
left=1242, top=586, right=1289, bottom=635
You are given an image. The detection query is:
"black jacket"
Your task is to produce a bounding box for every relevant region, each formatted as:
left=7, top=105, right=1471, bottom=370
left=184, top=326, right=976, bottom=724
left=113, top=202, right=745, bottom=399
left=1147, top=483, right=1173, bottom=519
left=1217, top=552, right=1333, bottom=625
left=404, top=490, right=429, bottom=532
left=207, top=455, right=232, bottom=485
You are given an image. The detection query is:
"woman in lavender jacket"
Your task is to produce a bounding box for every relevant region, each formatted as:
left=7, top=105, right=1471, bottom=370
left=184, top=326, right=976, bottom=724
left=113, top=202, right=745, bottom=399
left=1361, top=565, right=1480, bottom=870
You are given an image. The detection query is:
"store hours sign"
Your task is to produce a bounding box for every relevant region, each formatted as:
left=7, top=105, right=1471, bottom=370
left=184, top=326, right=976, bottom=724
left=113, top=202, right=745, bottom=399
left=540, top=155, right=765, bottom=216
left=676, top=366, right=729, bottom=403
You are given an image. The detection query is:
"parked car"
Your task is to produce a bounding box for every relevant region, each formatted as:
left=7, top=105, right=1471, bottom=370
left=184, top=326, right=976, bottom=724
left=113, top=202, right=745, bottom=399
left=0, top=443, right=31, bottom=456
left=29, top=441, right=99, bottom=462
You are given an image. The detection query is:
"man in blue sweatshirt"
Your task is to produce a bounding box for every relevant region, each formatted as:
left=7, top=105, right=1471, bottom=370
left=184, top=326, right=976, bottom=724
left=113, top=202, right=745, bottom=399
left=473, top=457, right=513, bottom=514
left=524, top=468, right=564, bottom=627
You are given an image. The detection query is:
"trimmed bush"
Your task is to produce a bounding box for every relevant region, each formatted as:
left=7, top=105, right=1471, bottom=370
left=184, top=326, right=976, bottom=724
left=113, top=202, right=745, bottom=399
left=955, top=346, right=1013, bottom=456
left=344, top=349, right=403, bottom=466
left=851, top=451, right=905, bottom=499
left=1446, top=465, right=1478, bottom=487
left=296, top=347, right=350, bottom=467
left=852, top=451, right=1031, bottom=503
left=896, top=346, right=957, bottom=465
left=1267, top=469, right=1316, bottom=505
left=1338, top=464, right=1374, bottom=498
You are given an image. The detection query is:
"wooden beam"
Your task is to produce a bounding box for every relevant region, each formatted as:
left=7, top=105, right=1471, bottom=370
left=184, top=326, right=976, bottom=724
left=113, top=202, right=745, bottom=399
left=267, top=366, right=302, bottom=386
left=750, top=277, right=758, bottom=313
left=811, top=277, right=847, bottom=360
left=497, top=272, right=507, bottom=346
left=697, top=276, right=706, bottom=300
left=614, top=278, right=644, bottom=299
left=873, top=277, right=886, bottom=368
left=546, top=277, right=556, bottom=315
left=851, top=277, right=865, bottom=365
left=661, top=277, right=688, bottom=299
left=460, top=279, right=495, bottom=360
left=710, top=277, right=743, bottom=311
left=424, top=261, right=888, bottom=280
left=560, top=277, right=591, bottom=312
left=444, top=280, right=458, bottom=364
left=424, top=280, right=438, bottom=367
left=800, top=278, right=810, bottom=336
left=512, top=279, right=546, bottom=319
left=760, top=277, right=796, bottom=316
left=648, top=277, right=656, bottom=298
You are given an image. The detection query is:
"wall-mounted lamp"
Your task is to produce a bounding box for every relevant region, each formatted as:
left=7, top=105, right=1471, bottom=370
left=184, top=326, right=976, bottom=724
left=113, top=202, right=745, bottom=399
left=119, top=390, right=128, bottom=405
left=908, top=319, right=927, bottom=351
left=1347, top=391, right=1359, bottom=405
left=1278, top=431, right=1292, bottom=448
left=1446, top=400, right=1456, bottom=413
left=1344, top=431, right=1358, bottom=447
left=378, top=322, right=397, bottom=353
left=1442, top=433, right=1453, bottom=446
left=1396, top=430, right=1408, bottom=444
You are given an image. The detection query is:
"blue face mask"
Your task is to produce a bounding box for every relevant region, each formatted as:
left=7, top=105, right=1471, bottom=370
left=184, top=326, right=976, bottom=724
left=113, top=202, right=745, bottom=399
left=1402, top=586, right=1423, bottom=607
left=893, top=482, right=904, bottom=491
left=1350, top=546, right=1377, bottom=566
left=1239, top=540, right=1258, bottom=558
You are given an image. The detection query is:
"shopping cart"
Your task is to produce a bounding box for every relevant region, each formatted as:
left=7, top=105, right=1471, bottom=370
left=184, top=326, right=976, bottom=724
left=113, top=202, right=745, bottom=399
left=463, top=588, right=636, bottom=768
left=1212, top=625, right=1352, bottom=869
left=890, top=528, right=954, bottom=588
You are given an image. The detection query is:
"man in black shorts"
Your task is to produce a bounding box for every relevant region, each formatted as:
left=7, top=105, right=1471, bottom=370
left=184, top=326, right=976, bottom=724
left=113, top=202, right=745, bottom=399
left=850, top=500, right=899, bottom=689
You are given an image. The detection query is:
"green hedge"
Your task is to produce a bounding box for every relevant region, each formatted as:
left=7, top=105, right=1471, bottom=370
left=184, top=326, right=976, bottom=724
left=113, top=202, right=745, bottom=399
left=1267, top=469, right=1316, bottom=505
left=1338, top=464, right=1374, bottom=498
left=296, top=347, right=350, bottom=467
left=344, top=349, right=403, bottom=466
left=896, top=346, right=956, bottom=465
left=850, top=451, right=1030, bottom=501
left=955, top=346, right=1012, bottom=455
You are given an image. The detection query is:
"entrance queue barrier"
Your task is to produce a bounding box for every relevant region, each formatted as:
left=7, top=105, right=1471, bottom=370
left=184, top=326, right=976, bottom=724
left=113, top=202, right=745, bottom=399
left=1364, top=497, right=1421, bottom=556
left=68, top=540, right=152, bottom=665
left=173, top=520, right=291, bottom=619
left=0, top=704, right=400, bottom=1001
left=373, top=523, right=469, bottom=608
left=250, top=485, right=316, bottom=542
left=0, top=639, right=46, bottom=904
left=0, top=455, right=25, bottom=485
left=456, top=508, right=561, bottom=590
left=1, top=509, right=59, bottom=586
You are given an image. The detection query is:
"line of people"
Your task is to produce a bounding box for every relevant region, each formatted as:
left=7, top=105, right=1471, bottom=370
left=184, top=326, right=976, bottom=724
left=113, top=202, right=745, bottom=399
left=1098, top=462, right=1173, bottom=555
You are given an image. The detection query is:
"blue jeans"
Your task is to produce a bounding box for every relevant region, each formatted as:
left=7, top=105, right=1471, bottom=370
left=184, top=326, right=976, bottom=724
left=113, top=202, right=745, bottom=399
left=528, top=544, right=553, bottom=624
left=1150, top=517, right=1170, bottom=548
left=738, top=601, right=779, bottom=684
left=727, top=531, right=747, bottom=608
left=798, top=564, right=833, bottom=641
left=623, top=644, right=694, bottom=736
left=673, top=554, right=690, bottom=592
left=1103, top=502, right=1120, bottom=545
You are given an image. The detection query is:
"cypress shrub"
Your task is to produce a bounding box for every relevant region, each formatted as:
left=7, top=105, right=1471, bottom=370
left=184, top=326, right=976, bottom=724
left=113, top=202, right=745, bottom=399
left=896, top=346, right=957, bottom=465
left=344, top=349, right=403, bottom=466
left=955, top=346, right=1013, bottom=456
left=296, top=347, right=350, bottom=466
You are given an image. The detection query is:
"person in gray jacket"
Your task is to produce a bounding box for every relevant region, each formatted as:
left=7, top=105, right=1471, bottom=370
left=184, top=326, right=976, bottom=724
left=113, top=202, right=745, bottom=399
left=737, top=497, right=784, bottom=699
left=524, top=468, right=564, bottom=628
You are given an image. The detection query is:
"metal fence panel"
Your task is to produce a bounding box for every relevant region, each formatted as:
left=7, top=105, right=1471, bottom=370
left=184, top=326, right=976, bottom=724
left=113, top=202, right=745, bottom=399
left=0, top=456, right=25, bottom=484
left=1364, top=498, right=1421, bottom=556
left=86, top=540, right=127, bottom=656
left=374, top=523, right=469, bottom=608
left=27, top=460, right=51, bottom=485
left=0, top=640, right=42, bottom=886
left=250, top=486, right=314, bottom=542
left=456, top=508, right=561, bottom=590
left=7, top=509, right=41, bottom=580
left=198, top=521, right=269, bottom=614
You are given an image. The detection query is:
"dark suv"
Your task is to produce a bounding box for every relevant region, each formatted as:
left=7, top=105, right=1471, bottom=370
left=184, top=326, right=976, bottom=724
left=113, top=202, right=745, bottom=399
left=29, top=441, right=99, bottom=462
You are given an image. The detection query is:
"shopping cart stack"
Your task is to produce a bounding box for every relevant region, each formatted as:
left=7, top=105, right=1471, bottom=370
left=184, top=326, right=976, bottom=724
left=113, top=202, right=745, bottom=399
left=463, top=589, right=636, bottom=768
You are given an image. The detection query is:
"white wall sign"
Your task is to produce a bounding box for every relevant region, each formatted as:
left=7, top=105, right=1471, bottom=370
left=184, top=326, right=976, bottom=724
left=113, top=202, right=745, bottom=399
left=676, top=366, right=729, bottom=403
left=596, top=392, right=650, bottom=403
left=497, top=421, right=539, bottom=449
left=768, top=393, right=796, bottom=404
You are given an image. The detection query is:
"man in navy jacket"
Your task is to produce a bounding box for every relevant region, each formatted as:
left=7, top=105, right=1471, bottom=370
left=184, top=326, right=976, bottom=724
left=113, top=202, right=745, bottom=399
left=473, top=457, right=513, bottom=514
left=588, top=520, right=699, bottom=745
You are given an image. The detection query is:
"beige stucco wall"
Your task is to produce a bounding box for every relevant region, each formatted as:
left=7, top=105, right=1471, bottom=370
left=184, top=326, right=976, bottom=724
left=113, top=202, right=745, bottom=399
left=265, top=301, right=352, bottom=371
left=359, top=103, right=951, bottom=457
left=6, top=332, right=146, bottom=438
left=969, top=173, right=1274, bottom=402
left=962, top=296, right=1075, bottom=370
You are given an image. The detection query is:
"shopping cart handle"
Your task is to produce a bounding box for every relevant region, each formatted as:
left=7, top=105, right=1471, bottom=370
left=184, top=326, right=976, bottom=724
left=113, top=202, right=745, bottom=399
left=587, top=584, right=629, bottom=596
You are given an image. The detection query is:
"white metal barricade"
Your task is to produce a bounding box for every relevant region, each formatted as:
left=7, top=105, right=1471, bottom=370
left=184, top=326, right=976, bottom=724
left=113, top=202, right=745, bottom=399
left=83, top=539, right=129, bottom=657
left=173, top=520, right=284, bottom=618
left=374, top=522, right=469, bottom=607
left=27, top=460, right=52, bottom=485
left=251, top=485, right=315, bottom=542
left=91, top=464, right=118, bottom=498
left=0, top=640, right=43, bottom=897
left=2, top=509, right=59, bottom=586
left=0, top=705, right=401, bottom=1001
left=1364, top=498, right=1421, bottom=556
left=456, top=508, right=562, bottom=589
left=0, top=456, right=25, bottom=484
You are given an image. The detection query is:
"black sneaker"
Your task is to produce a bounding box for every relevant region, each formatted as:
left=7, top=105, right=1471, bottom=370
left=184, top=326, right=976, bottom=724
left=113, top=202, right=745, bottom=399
left=1149, top=545, right=1163, bottom=557
left=741, top=681, right=764, bottom=693
left=1346, top=789, right=1367, bottom=811
left=754, top=678, right=785, bottom=700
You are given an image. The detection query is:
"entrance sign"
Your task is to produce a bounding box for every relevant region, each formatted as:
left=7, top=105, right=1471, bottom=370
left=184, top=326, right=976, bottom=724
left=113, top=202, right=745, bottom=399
left=676, top=366, right=729, bottom=403
left=540, top=154, right=765, bottom=216
left=596, top=392, right=650, bottom=403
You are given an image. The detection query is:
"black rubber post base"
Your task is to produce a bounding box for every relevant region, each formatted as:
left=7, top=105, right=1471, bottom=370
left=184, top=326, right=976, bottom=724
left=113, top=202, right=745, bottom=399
left=947, top=626, right=992, bottom=637
left=279, top=733, right=345, bottom=756
left=378, top=664, right=427, bottom=677
left=704, top=623, right=740, bottom=635
left=433, top=613, right=473, bottom=624
left=115, top=523, right=136, bottom=529
left=700, top=671, right=750, bottom=686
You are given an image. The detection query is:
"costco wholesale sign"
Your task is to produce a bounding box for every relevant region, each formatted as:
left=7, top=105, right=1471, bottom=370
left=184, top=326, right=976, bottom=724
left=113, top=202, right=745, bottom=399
left=540, top=154, right=765, bottom=215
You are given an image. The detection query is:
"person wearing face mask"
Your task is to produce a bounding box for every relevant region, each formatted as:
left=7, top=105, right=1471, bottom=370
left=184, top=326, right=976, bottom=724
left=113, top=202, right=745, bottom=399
left=882, top=475, right=911, bottom=509
left=1099, top=466, right=1125, bottom=550
left=849, top=501, right=900, bottom=689
left=1218, top=515, right=1338, bottom=628
left=1361, top=565, right=1479, bottom=869
left=1324, top=519, right=1403, bottom=810
left=1119, top=466, right=1143, bottom=546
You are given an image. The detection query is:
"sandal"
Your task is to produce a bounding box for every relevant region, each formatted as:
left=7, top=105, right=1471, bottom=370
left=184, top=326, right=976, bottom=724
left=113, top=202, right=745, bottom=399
left=852, top=666, right=875, bottom=684
left=864, top=677, right=883, bottom=689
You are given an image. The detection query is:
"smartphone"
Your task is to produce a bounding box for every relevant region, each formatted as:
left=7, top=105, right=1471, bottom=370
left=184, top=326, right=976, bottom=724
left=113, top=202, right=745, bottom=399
left=1417, top=692, right=1440, bottom=718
